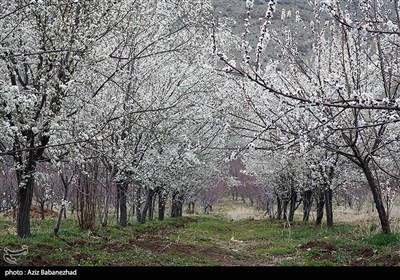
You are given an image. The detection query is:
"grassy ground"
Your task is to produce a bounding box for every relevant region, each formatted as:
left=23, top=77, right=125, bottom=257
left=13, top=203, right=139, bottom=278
left=1, top=204, right=400, bottom=266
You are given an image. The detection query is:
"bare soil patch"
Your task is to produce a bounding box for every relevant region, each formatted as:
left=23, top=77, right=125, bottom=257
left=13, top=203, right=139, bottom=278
left=128, top=237, right=265, bottom=266
left=300, top=241, right=337, bottom=251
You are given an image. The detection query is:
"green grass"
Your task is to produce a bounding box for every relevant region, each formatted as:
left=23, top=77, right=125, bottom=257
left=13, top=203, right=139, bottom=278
left=364, top=233, right=400, bottom=247
left=1, top=214, right=400, bottom=266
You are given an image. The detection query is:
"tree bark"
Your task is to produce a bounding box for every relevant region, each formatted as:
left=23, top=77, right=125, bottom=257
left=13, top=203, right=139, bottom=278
left=362, top=163, right=390, bottom=234
left=325, top=188, right=333, bottom=227
left=101, top=165, right=115, bottom=228
left=17, top=176, right=34, bottom=238
left=117, top=181, right=128, bottom=227
left=54, top=205, right=65, bottom=236
left=16, top=158, right=36, bottom=238
left=135, top=186, right=142, bottom=223
left=282, top=200, right=288, bottom=220
left=40, top=202, right=45, bottom=220
left=302, top=190, right=313, bottom=222
left=115, top=193, right=119, bottom=225
left=101, top=187, right=110, bottom=227
left=266, top=199, right=273, bottom=218
left=158, top=190, right=166, bottom=221
left=316, top=191, right=325, bottom=225
left=148, top=191, right=156, bottom=221
left=288, top=189, right=297, bottom=223
left=276, top=196, right=282, bottom=220
left=188, top=202, right=195, bottom=214
left=76, top=171, right=96, bottom=230
left=171, top=191, right=184, bottom=217
left=139, top=188, right=154, bottom=224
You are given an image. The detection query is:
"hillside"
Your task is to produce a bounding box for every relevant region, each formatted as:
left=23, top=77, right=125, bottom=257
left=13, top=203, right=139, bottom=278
left=212, top=0, right=315, bottom=60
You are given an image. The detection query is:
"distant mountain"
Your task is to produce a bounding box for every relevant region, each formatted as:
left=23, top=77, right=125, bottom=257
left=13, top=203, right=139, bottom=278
left=212, top=0, right=314, bottom=24
left=211, top=0, right=316, bottom=60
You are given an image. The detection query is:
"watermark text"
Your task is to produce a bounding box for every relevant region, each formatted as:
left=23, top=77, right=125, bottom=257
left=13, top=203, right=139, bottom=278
left=5, top=269, right=77, bottom=277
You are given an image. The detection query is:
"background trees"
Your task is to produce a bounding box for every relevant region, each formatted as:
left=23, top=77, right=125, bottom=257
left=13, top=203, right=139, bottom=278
left=1, top=0, right=235, bottom=237
left=0, top=0, right=126, bottom=237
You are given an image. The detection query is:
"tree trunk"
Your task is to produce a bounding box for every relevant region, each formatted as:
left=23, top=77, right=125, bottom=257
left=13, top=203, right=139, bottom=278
left=139, top=188, right=154, bottom=224
left=288, top=190, right=297, bottom=223
left=16, top=168, right=35, bottom=238
left=12, top=206, right=16, bottom=220
left=13, top=123, right=50, bottom=237
left=316, top=191, right=325, bottom=225
left=158, top=190, right=166, bottom=221
left=116, top=188, right=120, bottom=225
left=54, top=205, right=64, bottom=236
left=325, top=188, right=333, bottom=227
left=249, top=197, right=254, bottom=206
left=276, top=196, right=282, bottom=220
left=282, top=200, right=288, bottom=220
left=232, top=188, right=238, bottom=200
left=302, top=190, right=313, bottom=222
left=76, top=172, right=96, bottom=230
left=187, top=202, right=195, bottom=214
left=148, top=191, right=156, bottom=221
left=147, top=201, right=153, bottom=221
left=135, top=186, right=142, bottom=223
left=171, top=191, right=184, bottom=217
left=17, top=181, right=34, bottom=238
left=101, top=187, right=110, bottom=227
left=158, top=198, right=165, bottom=220
left=362, top=163, right=391, bottom=234
left=40, top=202, right=45, bottom=220
left=53, top=174, right=72, bottom=235
left=117, top=181, right=128, bottom=227
left=266, top=199, right=273, bottom=218
left=171, top=192, right=178, bottom=217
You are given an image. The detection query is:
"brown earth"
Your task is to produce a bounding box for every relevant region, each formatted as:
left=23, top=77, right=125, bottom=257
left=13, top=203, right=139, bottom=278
left=300, top=241, right=338, bottom=261
left=300, top=241, right=337, bottom=252
left=127, top=237, right=262, bottom=266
